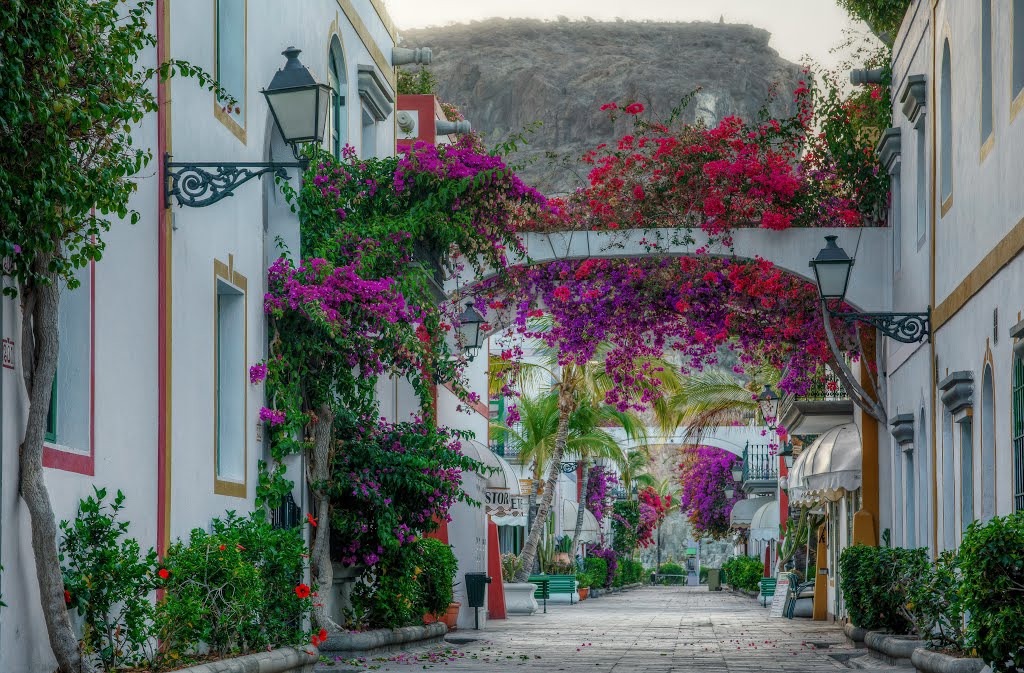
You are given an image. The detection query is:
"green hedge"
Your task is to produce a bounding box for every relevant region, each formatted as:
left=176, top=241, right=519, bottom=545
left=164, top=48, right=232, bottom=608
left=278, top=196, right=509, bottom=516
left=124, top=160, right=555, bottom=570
left=584, top=557, right=609, bottom=589
left=658, top=562, right=684, bottom=585
left=960, top=512, right=1024, bottom=672
left=839, top=544, right=925, bottom=634
left=722, top=555, right=762, bottom=592
left=619, top=558, right=644, bottom=585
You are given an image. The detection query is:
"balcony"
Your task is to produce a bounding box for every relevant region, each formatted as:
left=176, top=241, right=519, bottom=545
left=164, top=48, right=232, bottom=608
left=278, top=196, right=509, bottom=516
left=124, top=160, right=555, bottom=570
left=741, top=442, right=778, bottom=495
left=779, top=365, right=854, bottom=436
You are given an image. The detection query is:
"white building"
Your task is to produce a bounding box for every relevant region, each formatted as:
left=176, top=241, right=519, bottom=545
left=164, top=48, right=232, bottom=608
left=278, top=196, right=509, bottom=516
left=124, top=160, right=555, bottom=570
left=0, top=2, right=409, bottom=670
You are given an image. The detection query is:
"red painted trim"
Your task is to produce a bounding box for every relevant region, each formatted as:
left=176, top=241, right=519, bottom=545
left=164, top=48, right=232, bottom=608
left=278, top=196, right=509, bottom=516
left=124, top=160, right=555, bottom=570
left=42, top=255, right=96, bottom=476
left=156, top=0, right=169, bottom=559
left=486, top=518, right=507, bottom=619
left=396, top=94, right=440, bottom=149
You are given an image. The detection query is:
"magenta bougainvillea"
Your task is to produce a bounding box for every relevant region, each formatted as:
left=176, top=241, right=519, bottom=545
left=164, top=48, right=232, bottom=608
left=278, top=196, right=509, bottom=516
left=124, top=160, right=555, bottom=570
left=678, top=446, right=743, bottom=539
left=586, top=466, right=618, bottom=523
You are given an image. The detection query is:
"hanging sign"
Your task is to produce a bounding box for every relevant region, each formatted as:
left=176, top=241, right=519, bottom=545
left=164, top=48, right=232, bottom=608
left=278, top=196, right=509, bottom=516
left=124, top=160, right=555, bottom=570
left=484, top=490, right=526, bottom=517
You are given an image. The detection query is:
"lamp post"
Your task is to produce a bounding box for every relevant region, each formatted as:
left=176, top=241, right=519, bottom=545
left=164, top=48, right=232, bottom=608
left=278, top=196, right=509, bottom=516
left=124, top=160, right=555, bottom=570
left=778, top=442, right=795, bottom=471
left=724, top=485, right=735, bottom=500
left=809, top=235, right=931, bottom=343
left=730, top=462, right=743, bottom=483
left=756, top=384, right=781, bottom=430
left=165, top=47, right=331, bottom=208
left=457, top=301, right=485, bottom=362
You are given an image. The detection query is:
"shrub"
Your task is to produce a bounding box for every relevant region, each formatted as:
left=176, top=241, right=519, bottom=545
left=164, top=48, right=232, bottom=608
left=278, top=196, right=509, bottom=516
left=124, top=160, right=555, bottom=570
left=576, top=572, right=591, bottom=588
left=155, top=512, right=309, bottom=665
left=721, top=555, right=762, bottom=592
left=839, top=544, right=918, bottom=634
left=658, top=562, right=684, bottom=585
left=905, top=551, right=966, bottom=652
left=959, top=512, right=1024, bottom=672
left=501, top=552, right=523, bottom=583
left=619, top=558, right=644, bottom=585
left=699, top=566, right=709, bottom=584
left=585, top=556, right=610, bottom=589
left=417, top=538, right=457, bottom=616
left=60, top=488, right=158, bottom=670
left=350, top=545, right=423, bottom=629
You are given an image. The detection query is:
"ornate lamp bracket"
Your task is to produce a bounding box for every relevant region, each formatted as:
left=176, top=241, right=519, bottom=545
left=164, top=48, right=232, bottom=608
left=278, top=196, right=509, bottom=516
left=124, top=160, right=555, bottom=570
left=558, top=461, right=579, bottom=474
left=830, top=307, right=931, bottom=344
left=164, top=153, right=306, bottom=208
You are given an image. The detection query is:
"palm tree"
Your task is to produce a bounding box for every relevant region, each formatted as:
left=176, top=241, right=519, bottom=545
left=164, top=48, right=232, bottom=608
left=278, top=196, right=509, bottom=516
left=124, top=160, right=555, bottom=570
left=661, top=366, right=780, bottom=442
left=489, top=335, right=682, bottom=582
left=618, top=448, right=656, bottom=499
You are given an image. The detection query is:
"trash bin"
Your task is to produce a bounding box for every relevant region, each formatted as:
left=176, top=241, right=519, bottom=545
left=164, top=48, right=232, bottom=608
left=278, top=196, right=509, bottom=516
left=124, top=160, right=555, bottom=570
left=707, top=568, right=721, bottom=592
left=650, top=571, right=657, bottom=586
left=464, top=572, right=491, bottom=629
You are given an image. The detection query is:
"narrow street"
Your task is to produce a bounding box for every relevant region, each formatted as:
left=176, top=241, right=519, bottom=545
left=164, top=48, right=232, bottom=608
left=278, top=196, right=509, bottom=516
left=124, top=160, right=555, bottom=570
left=328, top=587, right=877, bottom=672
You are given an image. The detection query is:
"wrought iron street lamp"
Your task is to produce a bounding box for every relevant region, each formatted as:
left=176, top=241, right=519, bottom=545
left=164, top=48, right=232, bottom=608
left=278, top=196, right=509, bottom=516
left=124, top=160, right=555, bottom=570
left=730, top=462, right=743, bottom=483
left=756, top=384, right=781, bottom=429
left=724, top=486, right=735, bottom=499
left=779, top=442, right=795, bottom=471
left=457, top=301, right=485, bottom=361
left=165, top=47, right=331, bottom=208
left=810, top=235, right=931, bottom=344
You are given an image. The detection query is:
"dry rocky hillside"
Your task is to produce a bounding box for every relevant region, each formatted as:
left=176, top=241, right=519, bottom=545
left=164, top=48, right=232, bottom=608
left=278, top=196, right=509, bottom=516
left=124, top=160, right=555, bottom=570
left=401, top=18, right=803, bottom=195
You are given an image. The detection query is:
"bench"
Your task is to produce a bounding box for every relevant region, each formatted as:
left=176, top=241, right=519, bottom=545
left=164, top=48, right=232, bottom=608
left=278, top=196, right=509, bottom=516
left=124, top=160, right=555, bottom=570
left=759, top=577, right=777, bottom=607
left=528, top=574, right=576, bottom=612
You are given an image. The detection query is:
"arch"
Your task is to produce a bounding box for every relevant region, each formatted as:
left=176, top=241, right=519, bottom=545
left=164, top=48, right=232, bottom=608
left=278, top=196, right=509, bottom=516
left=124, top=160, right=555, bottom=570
left=961, top=409, right=975, bottom=535
left=905, top=413, right=917, bottom=547
left=328, top=36, right=349, bottom=160
left=940, top=38, right=953, bottom=207
left=981, top=362, right=996, bottom=519
left=982, top=0, right=994, bottom=144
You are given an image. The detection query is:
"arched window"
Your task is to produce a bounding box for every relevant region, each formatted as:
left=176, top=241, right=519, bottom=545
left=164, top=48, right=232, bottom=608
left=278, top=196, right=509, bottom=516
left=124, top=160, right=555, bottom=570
left=905, top=447, right=916, bottom=547
left=1014, top=354, right=1024, bottom=511
left=893, top=436, right=904, bottom=542
left=982, top=0, right=994, bottom=144
left=961, top=414, right=974, bottom=535
left=328, top=39, right=348, bottom=160
left=1014, top=0, right=1024, bottom=102
left=942, top=409, right=956, bottom=548
left=981, top=364, right=996, bottom=519
left=940, top=39, right=953, bottom=207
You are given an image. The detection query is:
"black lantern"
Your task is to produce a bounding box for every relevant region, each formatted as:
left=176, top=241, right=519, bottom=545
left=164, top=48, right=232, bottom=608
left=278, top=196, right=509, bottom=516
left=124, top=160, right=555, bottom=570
left=262, top=47, right=332, bottom=147
left=779, top=442, right=795, bottom=471
left=756, top=384, right=781, bottom=428
left=458, top=301, right=485, bottom=361
left=165, top=47, right=333, bottom=208
left=730, top=462, right=743, bottom=483
left=809, top=235, right=854, bottom=302
left=724, top=486, right=735, bottom=499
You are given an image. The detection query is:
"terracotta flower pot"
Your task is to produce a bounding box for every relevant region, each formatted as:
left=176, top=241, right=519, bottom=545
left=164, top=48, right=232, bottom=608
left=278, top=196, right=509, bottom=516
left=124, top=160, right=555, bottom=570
left=578, top=587, right=589, bottom=600
left=442, top=602, right=460, bottom=630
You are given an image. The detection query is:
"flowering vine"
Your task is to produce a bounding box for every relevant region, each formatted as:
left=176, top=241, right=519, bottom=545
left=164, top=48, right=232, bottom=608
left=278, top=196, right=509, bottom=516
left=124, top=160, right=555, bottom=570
left=678, top=446, right=744, bottom=539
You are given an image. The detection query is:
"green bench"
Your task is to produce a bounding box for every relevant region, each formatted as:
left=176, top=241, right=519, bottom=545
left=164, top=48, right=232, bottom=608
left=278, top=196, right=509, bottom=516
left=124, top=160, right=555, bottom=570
left=528, top=574, right=577, bottom=612
left=759, top=577, right=777, bottom=607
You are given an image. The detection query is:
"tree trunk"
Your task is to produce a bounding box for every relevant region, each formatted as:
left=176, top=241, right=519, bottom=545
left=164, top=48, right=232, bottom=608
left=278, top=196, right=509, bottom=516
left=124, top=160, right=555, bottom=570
left=515, top=387, right=573, bottom=583
left=307, top=402, right=338, bottom=632
left=570, top=460, right=590, bottom=558
left=18, top=270, right=93, bottom=673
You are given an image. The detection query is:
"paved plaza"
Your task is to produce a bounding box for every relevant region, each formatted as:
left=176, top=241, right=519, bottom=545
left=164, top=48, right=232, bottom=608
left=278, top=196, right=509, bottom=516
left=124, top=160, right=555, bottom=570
left=328, top=586, right=883, bottom=672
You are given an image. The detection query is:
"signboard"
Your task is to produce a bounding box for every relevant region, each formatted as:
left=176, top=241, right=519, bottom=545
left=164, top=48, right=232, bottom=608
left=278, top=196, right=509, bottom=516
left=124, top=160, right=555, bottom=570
left=2, top=337, right=13, bottom=370
left=484, top=490, right=525, bottom=517
left=769, top=575, right=791, bottom=618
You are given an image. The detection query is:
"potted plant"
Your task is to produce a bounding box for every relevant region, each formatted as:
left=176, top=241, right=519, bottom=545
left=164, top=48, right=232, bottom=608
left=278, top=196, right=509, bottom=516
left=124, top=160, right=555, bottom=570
left=501, top=552, right=538, bottom=615
left=577, top=572, right=591, bottom=600
left=418, top=538, right=461, bottom=630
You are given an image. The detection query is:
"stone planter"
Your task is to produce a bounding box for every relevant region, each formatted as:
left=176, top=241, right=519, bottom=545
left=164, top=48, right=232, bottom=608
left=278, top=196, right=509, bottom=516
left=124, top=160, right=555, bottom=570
left=911, top=648, right=986, bottom=673
left=327, top=562, right=364, bottom=626
left=865, top=631, right=926, bottom=666
left=171, top=646, right=317, bottom=673
left=844, top=622, right=868, bottom=648
left=321, top=623, right=447, bottom=659
left=504, top=582, right=539, bottom=615
left=590, top=587, right=602, bottom=598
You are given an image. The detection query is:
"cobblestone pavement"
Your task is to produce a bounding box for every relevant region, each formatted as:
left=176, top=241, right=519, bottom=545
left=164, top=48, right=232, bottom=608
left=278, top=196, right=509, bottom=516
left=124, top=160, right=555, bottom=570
left=326, top=586, right=882, bottom=672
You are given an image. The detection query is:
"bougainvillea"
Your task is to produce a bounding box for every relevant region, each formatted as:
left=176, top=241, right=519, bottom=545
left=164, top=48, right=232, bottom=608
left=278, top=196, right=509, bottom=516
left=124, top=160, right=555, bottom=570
left=610, top=487, right=670, bottom=553
left=588, top=547, right=619, bottom=588
left=586, top=466, right=618, bottom=523
left=678, top=446, right=744, bottom=539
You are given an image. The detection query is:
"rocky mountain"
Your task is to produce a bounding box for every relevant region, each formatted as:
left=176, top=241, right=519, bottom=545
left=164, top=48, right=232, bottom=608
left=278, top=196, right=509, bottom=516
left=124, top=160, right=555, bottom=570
left=401, top=18, right=804, bottom=195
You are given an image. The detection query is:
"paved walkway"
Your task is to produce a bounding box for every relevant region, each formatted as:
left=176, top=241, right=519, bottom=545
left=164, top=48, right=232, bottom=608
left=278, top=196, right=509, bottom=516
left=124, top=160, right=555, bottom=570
left=328, top=586, right=877, bottom=672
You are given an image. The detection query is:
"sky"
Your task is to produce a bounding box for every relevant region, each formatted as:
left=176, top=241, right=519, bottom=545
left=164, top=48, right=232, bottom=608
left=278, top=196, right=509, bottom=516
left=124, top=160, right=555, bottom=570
left=384, top=0, right=869, bottom=71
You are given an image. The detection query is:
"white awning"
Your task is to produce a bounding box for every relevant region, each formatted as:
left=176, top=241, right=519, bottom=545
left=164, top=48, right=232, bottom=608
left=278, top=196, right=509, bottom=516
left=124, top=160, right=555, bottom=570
left=787, top=444, right=817, bottom=506
left=561, top=499, right=600, bottom=544
left=492, top=514, right=527, bottom=527
left=730, top=497, right=771, bottom=528
left=462, top=440, right=523, bottom=492
left=800, top=423, right=862, bottom=502
left=750, top=498, right=780, bottom=542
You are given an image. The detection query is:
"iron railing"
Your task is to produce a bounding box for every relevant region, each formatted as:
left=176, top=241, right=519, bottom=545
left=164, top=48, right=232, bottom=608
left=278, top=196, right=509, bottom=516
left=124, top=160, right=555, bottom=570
left=799, top=364, right=849, bottom=401
left=742, top=442, right=779, bottom=482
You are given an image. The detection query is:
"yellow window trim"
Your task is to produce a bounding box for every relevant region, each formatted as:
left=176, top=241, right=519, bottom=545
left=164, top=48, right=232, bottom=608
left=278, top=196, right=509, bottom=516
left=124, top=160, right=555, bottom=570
left=213, top=255, right=248, bottom=498
left=213, top=0, right=248, bottom=145
left=980, top=133, right=994, bottom=163
left=941, top=193, right=953, bottom=217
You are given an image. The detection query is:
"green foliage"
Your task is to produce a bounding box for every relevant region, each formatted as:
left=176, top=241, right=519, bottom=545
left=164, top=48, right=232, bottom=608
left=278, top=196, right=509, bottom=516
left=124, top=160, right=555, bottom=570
left=838, top=544, right=920, bottom=633
left=351, top=545, right=423, bottom=630
left=721, top=555, right=763, bottom=592
left=397, top=66, right=436, bottom=95
left=836, top=0, right=911, bottom=41
left=657, top=562, right=685, bottom=585
left=156, top=513, right=309, bottom=665
left=904, top=551, right=966, bottom=652
left=501, top=552, right=524, bottom=583
left=699, top=566, right=709, bottom=584
left=584, top=557, right=609, bottom=589
left=576, top=572, right=591, bottom=589
left=959, top=512, right=1024, bottom=672
left=417, top=538, right=458, bottom=616
left=618, top=558, right=644, bottom=585
left=611, top=501, right=640, bottom=554
left=59, top=488, right=158, bottom=669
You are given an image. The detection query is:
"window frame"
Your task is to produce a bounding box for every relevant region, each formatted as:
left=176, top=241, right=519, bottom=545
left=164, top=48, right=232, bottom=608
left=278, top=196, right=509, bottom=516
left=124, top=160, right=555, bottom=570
left=1013, top=354, right=1024, bottom=511
left=328, top=39, right=348, bottom=160
left=960, top=416, right=975, bottom=535
left=981, top=0, right=994, bottom=156
left=1012, top=0, right=1024, bottom=120
left=939, top=37, right=953, bottom=215
left=213, top=258, right=248, bottom=498
left=213, top=0, right=247, bottom=143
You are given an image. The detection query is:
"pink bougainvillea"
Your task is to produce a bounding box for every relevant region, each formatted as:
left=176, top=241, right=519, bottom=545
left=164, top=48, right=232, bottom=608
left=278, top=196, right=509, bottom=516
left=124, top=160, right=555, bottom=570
left=677, top=446, right=743, bottom=539
left=586, top=466, right=619, bottom=523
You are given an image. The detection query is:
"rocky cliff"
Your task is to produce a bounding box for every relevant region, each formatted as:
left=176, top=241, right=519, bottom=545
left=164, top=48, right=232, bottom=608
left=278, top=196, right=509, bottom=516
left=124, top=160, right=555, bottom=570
left=401, top=18, right=803, bottom=195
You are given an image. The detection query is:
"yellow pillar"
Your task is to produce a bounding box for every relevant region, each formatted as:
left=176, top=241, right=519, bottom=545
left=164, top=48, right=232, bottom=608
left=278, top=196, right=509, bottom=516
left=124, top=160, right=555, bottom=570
left=812, top=523, right=829, bottom=621
left=855, top=338, right=880, bottom=547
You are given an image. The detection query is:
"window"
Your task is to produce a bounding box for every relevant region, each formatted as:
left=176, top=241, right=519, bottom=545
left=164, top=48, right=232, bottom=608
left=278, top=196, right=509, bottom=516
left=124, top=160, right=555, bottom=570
left=942, top=409, right=956, bottom=548
left=892, top=172, right=902, bottom=273
left=940, top=39, right=953, bottom=209
left=982, top=0, right=994, bottom=144
left=43, top=261, right=94, bottom=475
left=981, top=364, right=996, bottom=519
left=918, top=408, right=929, bottom=550
left=1015, top=0, right=1024, bottom=105
left=361, top=102, right=377, bottom=158
left=961, top=418, right=974, bottom=534
left=328, top=39, right=348, bottom=159
left=215, top=0, right=246, bottom=139
left=214, top=262, right=247, bottom=497
left=916, top=125, right=927, bottom=244
left=893, top=437, right=904, bottom=542
left=1014, top=355, right=1024, bottom=511
left=905, top=449, right=916, bottom=547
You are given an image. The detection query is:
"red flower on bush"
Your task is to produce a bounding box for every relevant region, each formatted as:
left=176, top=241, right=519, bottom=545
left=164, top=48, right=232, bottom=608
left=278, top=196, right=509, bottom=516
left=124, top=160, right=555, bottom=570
left=552, top=286, right=571, bottom=302
left=600, top=102, right=618, bottom=111
left=295, top=583, right=311, bottom=599
left=158, top=568, right=170, bottom=580
left=307, top=512, right=318, bottom=527
left=624, top=102, right=644, bottom=115
left=318, top=628, right=328, bottom=642
left=64, top=589, right=71, bottom=604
